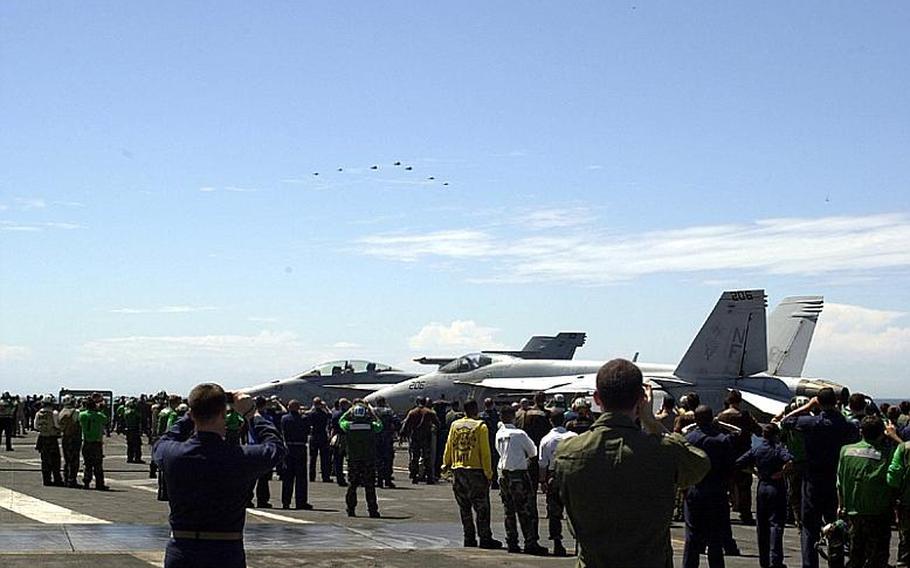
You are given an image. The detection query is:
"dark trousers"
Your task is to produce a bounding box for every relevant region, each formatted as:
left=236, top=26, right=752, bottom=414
left=281, top=446, right=308, bottom=508
left=254, top=472, right=271, bottom=506
left=545, top=474, right=566, bottom=542
left=376, top=437, right=394, bottom=485
left=0, top=417, right=13, bottom=450
left=787, top=462, right=805, bottom=527
left=801, top=479, right=838, bottom=568
left=847, top=514, right=892, bottom=568
left=126, top=430, right=142, bottom=462
left=332, top=442, right=346, bottom=484
left=81, top=441, right=105, bottom=488
left=61, top=436, right=81, bottom=486
left=898, top=506, right=910, bottom=567
left=453, top=468, right=492, bottom=541
left=165, top=539, right=246, bottom=568
left=683, top=497, right=727, bottom=568
left=408, top=437, right=433, bottom=482
left=499, top=470, right=539, bottom=548
left=756, top=481, right=787, bottom=568
left=36, top=436, right=62, bottom=485
left=346, top=460, right=378, bottom=515
left=309, top=438, right=331, bottom=481
left=732, top=468, right=754, bottom=520
left=225, top=430, right=241, bottom=446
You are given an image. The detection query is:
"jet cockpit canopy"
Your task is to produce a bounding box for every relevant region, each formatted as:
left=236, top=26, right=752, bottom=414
left=439, top=353, right=495, bottom=374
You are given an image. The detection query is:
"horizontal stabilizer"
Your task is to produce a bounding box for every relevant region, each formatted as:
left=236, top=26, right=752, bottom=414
left=675, top=290, right=768, bottom=380
left=767, top=296, right=823, bottom=377
left=414, top=357, right=456, bottom=367
left=488, top=332, right=587, bottom=360
left=736, top=389, right=787, bottom=416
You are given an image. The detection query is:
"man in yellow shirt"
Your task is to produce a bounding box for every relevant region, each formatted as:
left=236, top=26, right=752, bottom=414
left=443, top=399, right=503, bottom=550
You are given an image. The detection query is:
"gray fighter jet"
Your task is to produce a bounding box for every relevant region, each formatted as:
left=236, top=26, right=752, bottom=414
left=365, top=291, right=846, bottom=418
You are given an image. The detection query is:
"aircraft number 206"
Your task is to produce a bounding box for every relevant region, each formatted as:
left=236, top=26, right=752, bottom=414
left=408, top=381, right=426, bottom=390
left=730, top=291, right=754, bottom=301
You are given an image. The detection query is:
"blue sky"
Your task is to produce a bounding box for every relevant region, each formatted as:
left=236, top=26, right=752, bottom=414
left=2, top=2, right=909, bottom=396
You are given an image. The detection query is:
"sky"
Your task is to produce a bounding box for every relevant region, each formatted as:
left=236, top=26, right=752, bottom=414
left=1, top=2, right=909, bottom=397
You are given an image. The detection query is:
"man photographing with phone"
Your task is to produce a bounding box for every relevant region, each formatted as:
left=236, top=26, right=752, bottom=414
left=154, top=383, right=287, bottom=568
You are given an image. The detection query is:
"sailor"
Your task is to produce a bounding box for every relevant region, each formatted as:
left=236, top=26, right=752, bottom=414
left=34, top=395, right=63, bottom=486
left=479, top=398, right=501, bottom=489
left=887, top=423, right=910, bottom=567
left=154, top=385, right=285, bottom=568
left=734, top=423, right=792, bottom=568
left=307, top=397, right=332, bottom=482
left=57, top=395, right=82, bottom=487
left=401, top=397, right=439, bottom=484
left=280, top=400, right=312, bottom=510
left=780, top=388, right=859, bottom=568
left=0, top=392, right=15, bottom=451
left=442, top=399, right=502, bottom=550
left=124, top=398, right=144, bottom=463
left=538, top=410, right=577, bottom=557
left=371, top=396, right=400, bottom=488
left=331, top=398, right=352, bottom=487
left=717, top=390, right=762, bottom=526
left=339, top=400, right=382, bottom=518
left=683, top=405, right=735, bottom=568
left=837, top=415, right=898, bottom=568
left=79, top=395, right=109, bottom=490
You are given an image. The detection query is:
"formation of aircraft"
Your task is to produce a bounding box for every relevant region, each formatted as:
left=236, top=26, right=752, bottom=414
left=363, top=291, right=846, bottom=417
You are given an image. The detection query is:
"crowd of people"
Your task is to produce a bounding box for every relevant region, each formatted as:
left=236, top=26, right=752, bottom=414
left=4, top=374, right=910, bottom=568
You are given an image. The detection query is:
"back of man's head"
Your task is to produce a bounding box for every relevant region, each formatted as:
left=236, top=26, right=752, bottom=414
left=860, top=415, right=885, bottom=442
left=188, top=383, right=227, bottom=423
left=484, top=398, right=494, bottom=409
left=694, top=405, right=714, bottom=427
left=534, top=391, right=546, bottom=407
left=451, top=401, right=460, bottom=411
left=684, top=391, right=701, bottom=411
left=848, top=392, right=866, bottom=413
left=900, top=401, right=910, bottom=415
left=463, top=399, right=479, bottom=417
left=662, top=396, right=676, bottom=411
left=500, top=405, right=516, bottom=423
left=550, top=411, right=565, bottom=428
left=726, top=390, right=742, bottom=408
left=288, top=400, right=301, bottom=413
left=595, top=359, right=643, bottom=412
left=762, top=422, right=780, bottom=441
left=818, top=387, right=838, bottom=409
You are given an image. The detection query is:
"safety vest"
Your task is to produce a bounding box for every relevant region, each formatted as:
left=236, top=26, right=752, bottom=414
left=35, top=408, right=60, bottom=437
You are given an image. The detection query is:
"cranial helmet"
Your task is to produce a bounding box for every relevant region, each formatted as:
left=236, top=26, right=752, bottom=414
left=352, top=404, right=368, bottom=419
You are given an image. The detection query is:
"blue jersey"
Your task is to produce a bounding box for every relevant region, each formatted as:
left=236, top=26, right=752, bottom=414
left=280, top=412, right=311, bottom=445
left=685, top=425, right=735, bottom=502
left=735, top=439, right=793, bottom=485
left=154, top=416, right=285, bottom=533
left=782, top=409, right=858, bottom=484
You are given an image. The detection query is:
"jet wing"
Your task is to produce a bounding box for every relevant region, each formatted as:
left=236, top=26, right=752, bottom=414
left=736, top=389, right=787, bottom=416
left=322, top=384, right=391, bottom=393
left=455, top=375, right=589, bottom=393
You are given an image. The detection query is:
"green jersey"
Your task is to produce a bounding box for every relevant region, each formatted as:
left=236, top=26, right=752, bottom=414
left=887, top=441, right=910, bottom=506
left=339, top=409, right=383, bottom=462
left=837, top=439, right=895, bottom=516
left=225, top=409, right=244, bottom=432
left=78, top=409, right=107, bottom=443
left=157, top=407, right=175, bottom=435
left=123, top=407, right=141, bottom=431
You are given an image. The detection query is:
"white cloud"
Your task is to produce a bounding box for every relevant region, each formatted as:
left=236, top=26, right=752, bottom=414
left=0, top=220, right=83, bottom=232
left=524, top=207, right=595, bottom=229
left=0, top=344, right=30, bottom=362
left=586, top=164, right=604, bottom=170
left=199, top=186, right=217, bottom=192
left=332, top=341, right=362, bottom=349
left=109, top=305, right=219, bottom=314
left=224, top=186, right=259, bottom=193
left=52, top=201, right=85, bottom=208
left=15, top=198, right=46, bottom=210
left=358, top=213, right=910, bottom=286
left=409, top=320, right=505, bottom=351
left=803, top=302, right=910, bottom=397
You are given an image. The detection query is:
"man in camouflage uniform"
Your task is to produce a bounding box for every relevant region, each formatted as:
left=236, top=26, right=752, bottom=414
left=34, top=395, right=63, bottom=486
left=57, top=396, right=82, bottom=487
left=443, top=399, right=502, bottom=549
left=339, top=400, right=383, bottom=518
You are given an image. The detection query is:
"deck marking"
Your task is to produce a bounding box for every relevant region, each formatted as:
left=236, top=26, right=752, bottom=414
left=0, top=485, right=110, bottom=524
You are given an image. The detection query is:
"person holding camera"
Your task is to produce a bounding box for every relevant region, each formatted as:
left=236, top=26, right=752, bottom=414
left=153, top=384, right=286, bottom=568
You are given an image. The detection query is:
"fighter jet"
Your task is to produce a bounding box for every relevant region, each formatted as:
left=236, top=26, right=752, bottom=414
left=365, top=291, right=846, bottom=418
left=239, top=360, right=419, bottom=404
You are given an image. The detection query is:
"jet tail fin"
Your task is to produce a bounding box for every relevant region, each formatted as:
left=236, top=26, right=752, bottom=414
left=675, top=290, right=768, bottom=380
left=767, top=296, right=823, bottom=377
left=487, top=332, right=587, bottom=360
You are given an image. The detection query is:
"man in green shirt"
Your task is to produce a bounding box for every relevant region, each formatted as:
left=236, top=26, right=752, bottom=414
left=554, top=359, right=711, bottom=568
left=79, top=396, right=109, bottom=490
left=339, top=400, right=383, bottom=518
left=837, top=415, right=898, bottom=568
left=888, top=428, right=910, bottom=567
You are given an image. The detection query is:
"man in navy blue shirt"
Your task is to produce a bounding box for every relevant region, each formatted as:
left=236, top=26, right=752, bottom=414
left=280, top=399, right=312, bottom=510
left=154, top=384, right=286, bottom=568
left=735, top=423, right=793, bottom=568
left=780, top=387, right=858, bottom=568
left=683, top=405, right=735, bottom=568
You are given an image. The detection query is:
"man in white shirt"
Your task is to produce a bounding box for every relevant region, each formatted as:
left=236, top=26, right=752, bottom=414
left=538, top=411, right=578, bottom=557
left=495, top=405, right=548, bottom=556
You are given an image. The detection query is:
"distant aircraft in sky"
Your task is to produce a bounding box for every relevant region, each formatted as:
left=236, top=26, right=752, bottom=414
left=365, top=291, right=845, bottom=417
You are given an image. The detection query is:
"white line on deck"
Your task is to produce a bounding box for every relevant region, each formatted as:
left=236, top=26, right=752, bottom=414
left=0, top=485, right=110, bottom=524
left=247, top=508, right=314, bottom=524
